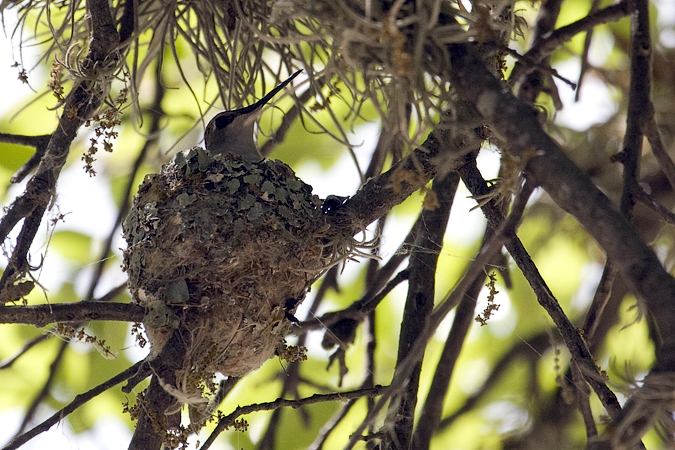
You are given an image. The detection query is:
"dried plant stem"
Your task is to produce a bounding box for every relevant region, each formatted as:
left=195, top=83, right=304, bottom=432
left=201, top=385, right=387, bottom=450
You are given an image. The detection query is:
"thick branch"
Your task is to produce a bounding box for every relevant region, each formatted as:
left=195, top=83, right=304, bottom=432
left=326, top=110, right=485, bottom=236
left=128, top=329, right=190, bottom=450
left=457, top=157, right=623, bottom=419
left=413, top=231, right=486, bottom=450
left=384, top=172, right=459, bottom=450
left=345, top=170, right=528, bottom=449
left=0, top=302, right=145, bottom=326
left=448, top=42, right=675, bottom=373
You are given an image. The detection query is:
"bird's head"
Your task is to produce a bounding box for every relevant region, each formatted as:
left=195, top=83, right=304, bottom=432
left=204, top=70, right=302, bottom=160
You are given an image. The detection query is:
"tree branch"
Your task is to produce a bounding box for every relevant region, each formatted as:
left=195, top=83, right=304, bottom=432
left=200, top=385, right=387, bottom=450
left=587, top=1, right=674, bottom=447
left=383, top=172, right=459, bottom=450
left=457, top=155, right=623, bottom=420
left=13, top=340, right=68, bottom=437
left=413, top=226, right=487, bottom=450
left=643, top=117, right=675, bottom=193
left=3, top=360, right=144, bottom=450
left=297, top=213, right=423, bottom=334
left=344, top=161, right=529, bottom=449
left=0, top=0, right=121, bottom=296
left=0, top=133, right=52, bottom=184
left=0, top=302, right=145, bottom=326
left=583, top=260, right=618, bottom=346
left=325, top=109, right=485, bottom=237
left=0, top=335, right=49, bottom=369
left=630, top=184, right=675, bottom=226
left=448, top=41, right=675, bottom=375
left=514, top=0, right=562, bottom=104
left=83, top=62, right=164, bottom=303
left=617, top=0, right=652, bottom=218
left=437, top=332, right=552, bottom=432
left=509, top=0, right=630, bottom=85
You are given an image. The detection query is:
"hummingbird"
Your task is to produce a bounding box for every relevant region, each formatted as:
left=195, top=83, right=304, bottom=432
left=204, top=69, right=303, bottom=160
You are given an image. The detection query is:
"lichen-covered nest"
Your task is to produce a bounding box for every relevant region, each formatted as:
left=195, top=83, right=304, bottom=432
left=123, top=148, right=350, bottom=390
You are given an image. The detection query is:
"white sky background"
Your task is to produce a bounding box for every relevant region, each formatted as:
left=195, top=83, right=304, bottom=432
left=0, top=1, right=674, bottom=448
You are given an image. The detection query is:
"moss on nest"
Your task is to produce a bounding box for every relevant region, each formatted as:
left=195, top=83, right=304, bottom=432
left=123, top=148, right=341, bottom=390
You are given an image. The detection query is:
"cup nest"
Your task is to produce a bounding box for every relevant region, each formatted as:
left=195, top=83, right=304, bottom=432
left=123, top=148, right=347, bottom=387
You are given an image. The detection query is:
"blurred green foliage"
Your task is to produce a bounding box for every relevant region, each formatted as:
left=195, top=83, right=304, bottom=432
left=0, top=0, right=673, bottom=448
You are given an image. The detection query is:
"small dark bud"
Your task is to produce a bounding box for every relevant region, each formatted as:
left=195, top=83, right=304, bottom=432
left=321, top=317, right=359, bottom=350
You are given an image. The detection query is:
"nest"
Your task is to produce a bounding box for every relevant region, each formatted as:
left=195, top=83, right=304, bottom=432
left=123, top=148, right=348, bottom=388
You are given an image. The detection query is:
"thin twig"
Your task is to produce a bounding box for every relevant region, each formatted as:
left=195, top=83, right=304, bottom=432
left=583, top=260, right=618, bottom=346
left=297, top=213, right=420, bottom=334
left=458, top=157, right=623, bottom=420
left=3, top=360, right=144, bottom=450
left=509, top=0, right=629, bottom=85
left=0, top=203, right=46, bottom=295
left=572, top=361, right=598, bottom=441
left=630, top=183, right=675, bottom=226
left=297, top=269, right=409, bottom=333
left=576, top=0, right=601, bottom=101
left=437, top=332, right=552, bottom=432
left=344, top=167, right=532, bottom=449
left=13, top=341, right=68, bottom=437
left=259, top=87, right=313, bottom=158
left=513, top=0, right=562, bottom=103
left=0, top=133, right=51, bottom=183
left=83, top=62, right=164, bottom=303
left=0, top=334, right=50, bottom=370
left=643, top=117, right=675, bottom=193
left=200, top=385, right=387, bottom=450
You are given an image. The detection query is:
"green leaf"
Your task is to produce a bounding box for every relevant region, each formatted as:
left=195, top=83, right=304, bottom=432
left=50, top=230, right=93, bottom=265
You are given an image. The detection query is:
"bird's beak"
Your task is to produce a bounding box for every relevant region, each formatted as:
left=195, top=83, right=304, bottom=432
left=235, top=69, right=303, bottom=116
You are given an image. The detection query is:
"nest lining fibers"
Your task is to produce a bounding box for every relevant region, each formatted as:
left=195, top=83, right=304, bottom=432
left=123, top=148, right=350, bottom=390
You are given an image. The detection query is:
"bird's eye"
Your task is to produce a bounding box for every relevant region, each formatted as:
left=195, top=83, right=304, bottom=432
left=214, top=115, right=234, bottom=129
